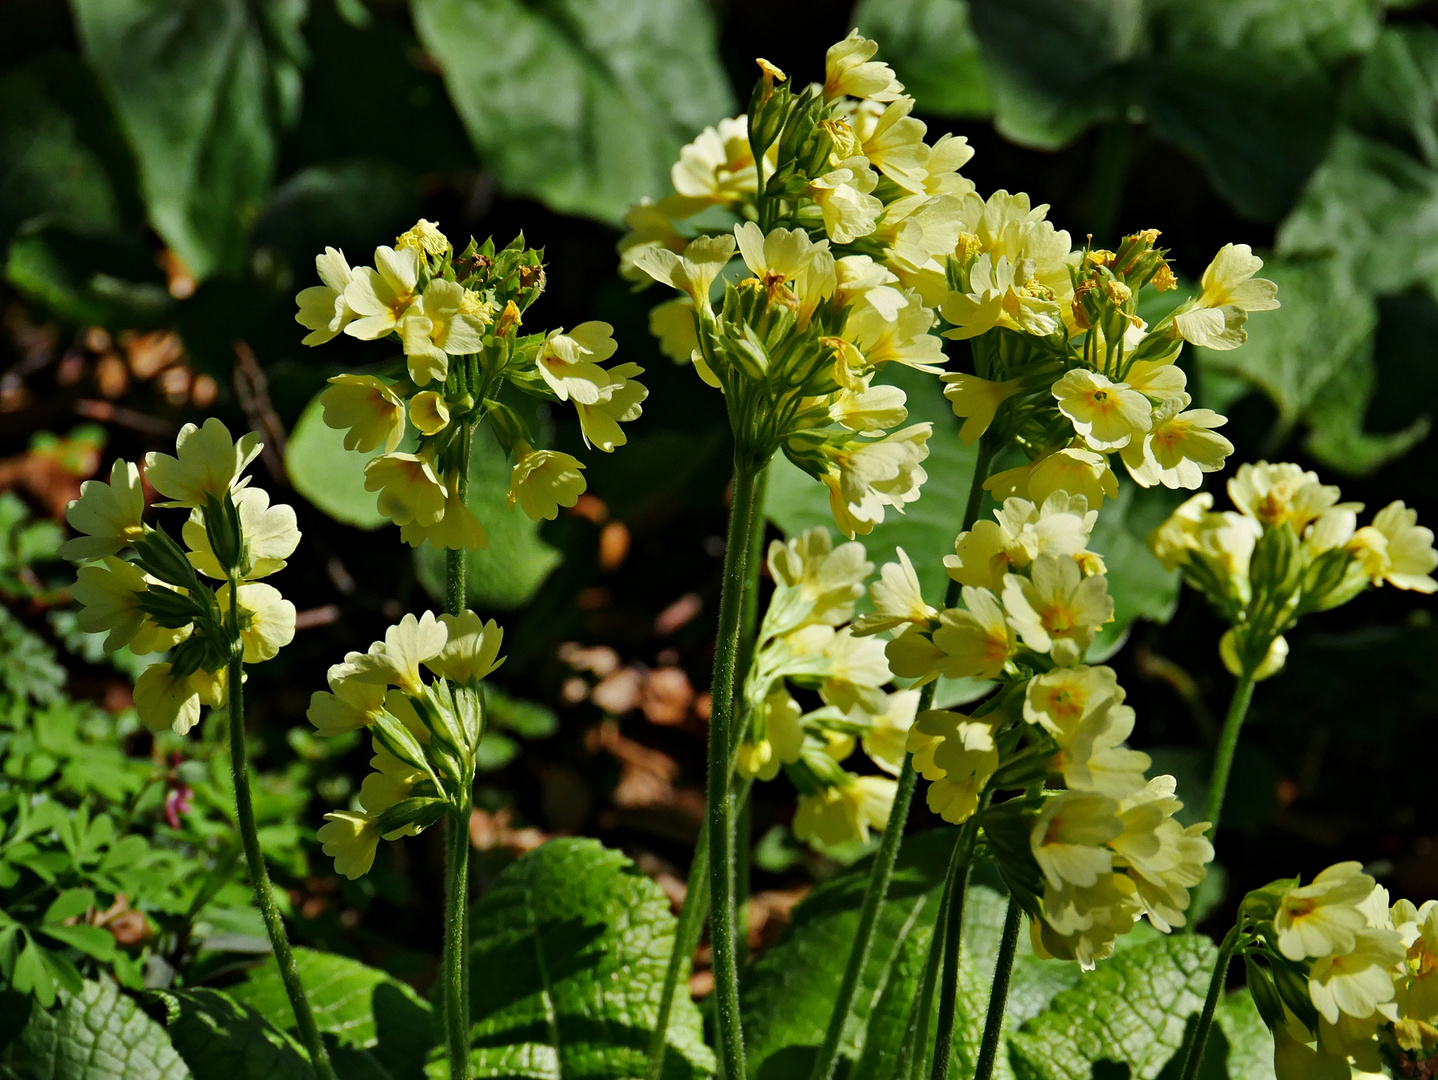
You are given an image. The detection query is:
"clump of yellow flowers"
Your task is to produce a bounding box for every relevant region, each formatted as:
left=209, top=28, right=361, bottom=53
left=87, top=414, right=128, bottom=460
left=62, top=418, right=300, bottom=732
left=853, top=492, right=1213, bottom=968
left=733, top=527, right=913, bottom=847
left=297, top=221, right=645, bottom=545
left=1225, top=862, right=1438, bottom=1079
left=308, top=610, right=504, bottom=878
left=1149, top=460, right=1437, bottom=683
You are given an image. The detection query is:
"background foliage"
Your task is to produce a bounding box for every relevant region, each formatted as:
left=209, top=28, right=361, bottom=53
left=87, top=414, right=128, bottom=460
left=0, top=0, right=1435, bottom=1077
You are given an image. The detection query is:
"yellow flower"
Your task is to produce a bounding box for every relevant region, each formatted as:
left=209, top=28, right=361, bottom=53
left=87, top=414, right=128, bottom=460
left=1308, top=929, right=1406, bottom=1024
left=343, top=245, right=420, bottom=341
left=822, top=424, right=932, bottom=538
left=764, top=527, right=872, bottom=638
left=72, top=557, right=190, bottom=654
left=183, top=487, right=299, bottom=581
left=575, top=363, right=647, bottom=452
left=395, top=218, right=448, bottom=256
left=835, top=255, right=907, bottom=321
left=941, top=374, right=1022, bottom=444
left=1396, top=900, right=1438, bottom=1023
left=940, top=252, right=1065, bottom=340
left=1002, top=555, right=1114, bottom=665
left=145, top=418, right=262, bottom=510
left=62, top=459, right=147, bottom=561
left=217, top=582, right=296, bottom=664
left=364, top=453, right=448, bottom=527
left=948, top=492, right=1098, bottom=590
left=359, top=747, right=424, bottom=818
left=425, top=611, right=505, bottom=684
left=508, top=448, right=586, bottom=521
left=1111, top=775, right=1212, bottom=931
left=295, top=247, right=356, bottom=346
left=408, top=392, right=450, bottom=437
left=851, top=548, right=935, bottom=635
left=308, top=669, right=388, bottom=736
left=538, top=322, right=618, bottom=404
left=398, top=487, right=488, bottom=552
left=1119, top=400, right=1233, bottom=490
left=1024, top=664, right=1121, bottom=731
left=1174, top=243, right=1279, bottom=350
left=317, top=811, right=381, bottom=879
left=806, top=157, right=883, bottom=244
left=1228, top=461, right=1340, bottom=532
left=320, top=374, right=406, bottom=454
left=737, top=688, right=806, bottom=781
left=1057, top=700, right=1151, bottom=799
left=1356, top=501, right=1437, bottom=593
left=829, top=384, right=909, bottom=436
left=346, top=610, right=449, bottom=695
left=669, top=116, right=759, bottom=212
left=1030, top=791, right=1122, bottom=889
left=648, top=296, right=700, bottom=365
left=907, top=710, right=998, bottom=823
left=852, top=97, right=930, bottom=193
left=133, top=662, right=225, bottom=736
left=734, top=222, right=836, bottom=319
left=1147, top=493, right=1211, bottom=570
left=1276, top=861, right=1378, bottom=961
left=859, top=689, right=920, bottom=776
left=842, top=299, right=946, bottom=374
left=617, top=198, right=688, bottom=284
left=1032, top=873, right=1143, bottom=971
left=929, top=586, right=1014, bottom=680
left=1053, top=369, right=1153, bottom=451
left=884, top=624, right=948, bottom=682
left=793, top=775, right=896, bottom=846
left=986, top=448, right=1118, bottom=508
left=823, top=30, right=904, bottom=102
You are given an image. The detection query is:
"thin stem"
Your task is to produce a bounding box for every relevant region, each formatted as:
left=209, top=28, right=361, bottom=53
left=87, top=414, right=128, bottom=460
left=445, top=424, right=472, bottom=617
left=736, top=790, right=752, bottom=971
left=706, top=459, right=764, bottom=1080
left=809, top=436, right=995, bottom=1080
left=1205, top=674, right=1255, bottom=840
left=443, top=801, right=473, bottom=1080
left=929, top=826, right=979, bottom=1080
left=1179, top=926, right=1241, bottom=1080
left=646, top=823, right=712, bottom=1080
left=907, top=827, right=971, bottom=1080
left=973, top=895, right=1023, bottom=1080
left=226, top=594, right=336, bottom=1080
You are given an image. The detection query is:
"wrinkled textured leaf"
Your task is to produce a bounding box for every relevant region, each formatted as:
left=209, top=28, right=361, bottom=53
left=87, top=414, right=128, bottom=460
left=411, top=0, right=735, bottom=225
left=853, top=0, right=992, bottom=118
left=151, top=989, right=313, bottom=1080
left=462, top=837, right=713, bottom=1079
left=285, top=392, right=389, bottom=530
left=1007, top=934, right=1217, bottom=1080
left=70, top=0, right=308, bottom=278
left=2, top=978, right=191, bottom=1080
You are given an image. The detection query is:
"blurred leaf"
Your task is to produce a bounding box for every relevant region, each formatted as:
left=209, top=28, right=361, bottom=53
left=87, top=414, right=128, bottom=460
left=284, top=391, right=387, bottom=529
left=230, top=947, right=434, bottom=1079
left=1213, top=990, right=1275, bottom=1080
left=462, top=837, right=714, bottom=1079
left=151, top=989, right=313, bottom=1080
left=1007, top=934, right=1216, bottom=1080
left=1085, top=483, right=1184, bottom=661
left=853, top=0, right=992, bottom=118
left=2, top=978, right=190, bottom=1079
left=70, top=0, right=309, bottom=278
left=486, top=686, right=559, bottom=739
left=5, top=224, right=172, bottom=329
left=414, top=423, right=562, bottom=611
left=0, top=610, right=65, bottom=705
left=411, top=0, right=736, bottom=225
left=474, top=733, right=519, bottom=772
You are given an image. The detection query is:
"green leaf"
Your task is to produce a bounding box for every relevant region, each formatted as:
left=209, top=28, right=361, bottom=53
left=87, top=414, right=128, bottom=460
left=411, top=0, right=736, bottom=225
left=1084, top=483, right=1184, bottom=660
left=69, top=0, right=308, bottom=278
left=1007, top=934, right=1219, bottom=1080
left=5, top=224, right=172, bottom=329
left=853, top=0, right=992, bottom=118
left=151, top=988, right=313, bottom=1080
left=229, top=947, right=434, bottom=1079
left=1212, top=989, right=1275, bottom=1080
left=285, top=391, right=388, bottom=530
left=2, top=978, right=192, bottom=1079
left=486, top=687, right=559, bottom=740
left=462, top=837, right=714, bottom=1079
left=414, top=423, right=562, bottom=611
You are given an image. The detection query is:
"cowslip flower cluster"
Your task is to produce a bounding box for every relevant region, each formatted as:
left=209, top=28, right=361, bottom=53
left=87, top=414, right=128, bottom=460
left=1239, top=862, right=1438, bottom=1078
left=623, top=31, right=971, bottom=533
left=733, top=528, right=913, bottom=848
left=298, top=221, right=645, bottom=547
left=1149, top=461, right=1437, bottom=681
left=308, top=610, right=504, bottom=878
left=62, top=419, right=299, bottom=733
left=855, top=490, right=1212, bottom=967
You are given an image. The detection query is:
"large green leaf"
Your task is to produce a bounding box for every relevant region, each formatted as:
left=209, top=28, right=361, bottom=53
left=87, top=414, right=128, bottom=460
left=285, top=392, right=389, bottom=530
left=150, top=989, right=313, bottom=1080
left=461, top=837, right=713, bottom=1079
left=69, top=0, right=308, bottom=278
left=1007, top=935, right=1218, bottom=1080
left=2, top=978, right=191, bottom=1080
left=410, top=0, right=735, bottom=225
left=853, top=0, right=992, bottom=119
left=228, top=947, right=434, bottom=1079
left=413, top=422, right=563, bottom=611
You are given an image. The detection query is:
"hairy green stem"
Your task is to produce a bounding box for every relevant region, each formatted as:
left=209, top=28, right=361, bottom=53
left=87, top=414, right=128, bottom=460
left=1205, top=673, right=1255, bottom=840
left=907, top=825, right=973, bottom=1080
left=706, top=459, right=765, bottom=1080
left=226, top=591, right=336, bottom=1080
left=1179, top=925, right=1241, bottom=1080
left=808, top=437, right=995, bottom=1080
left=928, top=825, right=980, bottom=1080
left=973, top=895, right=1023, bottom=1080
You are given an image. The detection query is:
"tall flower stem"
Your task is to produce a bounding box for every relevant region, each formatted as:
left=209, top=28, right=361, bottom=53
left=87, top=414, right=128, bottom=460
left=809, top=436, right=995, bottom=1080
left=1205, top=673, right=1255, bottom=839
left=442, top=429, right=473, bottom=1080
left=928, top=822, right=982, bottom=1080
left=972, top=892, right=1023, bottom=1080
left=1179, top=925, right=1242, bottom=1080
left=226, top=591, right=337, bottom=1080
left=906, top=822, right=976, bottom=1080
left=706, top=458, right=765, bottom=1080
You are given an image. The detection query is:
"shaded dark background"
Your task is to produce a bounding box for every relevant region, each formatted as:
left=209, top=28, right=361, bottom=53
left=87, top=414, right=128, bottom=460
left=0, top=0, right=1435, bottom=984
